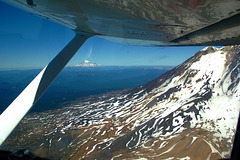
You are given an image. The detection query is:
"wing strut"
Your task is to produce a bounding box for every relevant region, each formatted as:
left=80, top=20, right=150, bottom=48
left=0, top=33, right=91, bottom=145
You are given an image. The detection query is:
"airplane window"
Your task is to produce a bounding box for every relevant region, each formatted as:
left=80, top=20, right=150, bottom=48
left=0, top=1, right=239, bottom=160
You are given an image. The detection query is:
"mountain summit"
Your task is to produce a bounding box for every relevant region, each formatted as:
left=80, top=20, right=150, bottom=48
left=75, top=60, right=101, bottom=67
left=2, top=46, right=240, bottom=159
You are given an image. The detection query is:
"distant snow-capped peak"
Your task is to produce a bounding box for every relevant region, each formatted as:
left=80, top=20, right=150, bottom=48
left=75, top=60, right=101, bottom=67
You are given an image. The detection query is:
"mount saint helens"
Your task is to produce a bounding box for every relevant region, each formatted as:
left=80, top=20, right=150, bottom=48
left=1, top=46, right=240, bottom=160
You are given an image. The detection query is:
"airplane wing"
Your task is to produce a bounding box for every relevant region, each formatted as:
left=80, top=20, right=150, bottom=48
left=2, top=0, right=240, bottom=46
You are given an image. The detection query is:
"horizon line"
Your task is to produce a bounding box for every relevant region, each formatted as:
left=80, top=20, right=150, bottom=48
left=0, top=65, right=176, bottom=71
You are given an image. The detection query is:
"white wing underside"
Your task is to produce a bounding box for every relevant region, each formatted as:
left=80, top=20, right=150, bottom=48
left=2, top=0, right=240, bottom=46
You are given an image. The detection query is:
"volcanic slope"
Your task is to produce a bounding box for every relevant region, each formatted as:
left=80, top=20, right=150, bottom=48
left=2, top=46, right=240, bottom=160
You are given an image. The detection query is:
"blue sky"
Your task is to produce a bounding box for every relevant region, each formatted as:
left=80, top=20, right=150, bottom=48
left=0, top=1, right=206, bottom=70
